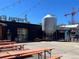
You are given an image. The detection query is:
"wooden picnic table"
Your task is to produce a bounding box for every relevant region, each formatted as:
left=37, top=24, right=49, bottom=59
left=0, top=40, right=11, bottom=42
left=0, top=48, right=53, bottom=59
left=0, top=42, right=16, bottom=45
left=0, top=44, right=24, bottom=51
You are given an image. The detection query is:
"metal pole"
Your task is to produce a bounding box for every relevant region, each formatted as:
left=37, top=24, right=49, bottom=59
left=44, top=51, right=46, bottom=59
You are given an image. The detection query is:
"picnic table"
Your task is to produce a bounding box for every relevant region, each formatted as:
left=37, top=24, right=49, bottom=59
left=0, top=40, right=11, bottom=42
left=0, top=47, right=53, bottom=59
left=0, top=44, right=24, bottom=51
left=0, top=42, right=16, bottom=45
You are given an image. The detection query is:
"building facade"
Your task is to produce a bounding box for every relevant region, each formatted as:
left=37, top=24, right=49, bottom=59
left=0, top=20, right=42, bottom=42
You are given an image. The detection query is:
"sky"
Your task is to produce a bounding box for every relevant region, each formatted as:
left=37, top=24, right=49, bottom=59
left=0, top=0, right=79, bottom=25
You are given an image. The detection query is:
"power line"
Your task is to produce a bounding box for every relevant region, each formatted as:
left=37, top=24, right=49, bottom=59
left=18, top=0, right=43, bottom=16
left=0, top=0, right=44, bottom=19
left=0, top=0, right=24, bottom=12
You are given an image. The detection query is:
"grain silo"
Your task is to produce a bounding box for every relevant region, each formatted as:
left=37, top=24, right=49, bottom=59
left=42, top=14, right=57, bottom=40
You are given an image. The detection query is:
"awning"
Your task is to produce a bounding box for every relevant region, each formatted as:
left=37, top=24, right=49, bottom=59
left=60, top=24, right=79, bottom=28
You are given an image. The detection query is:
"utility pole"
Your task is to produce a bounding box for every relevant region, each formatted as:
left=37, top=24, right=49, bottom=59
left=24, top=14, right=27, bottom=22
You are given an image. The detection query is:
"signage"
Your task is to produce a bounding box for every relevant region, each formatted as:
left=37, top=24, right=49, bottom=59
left=0, top=15, right=25, bottom=22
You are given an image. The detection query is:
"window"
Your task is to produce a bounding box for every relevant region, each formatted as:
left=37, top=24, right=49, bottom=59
left=17, top=28, right=28, bottom=42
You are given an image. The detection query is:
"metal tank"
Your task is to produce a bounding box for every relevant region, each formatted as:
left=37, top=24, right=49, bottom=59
left=42, top=14, right=57, bottom=34
left=42, top=14, right=57, bottom=40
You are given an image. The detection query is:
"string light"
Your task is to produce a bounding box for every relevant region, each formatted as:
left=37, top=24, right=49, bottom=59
left=18, top=0, right=43, bottom=16
left=0, top=0, right=23, bottom=12
left=0, top=0, right=44, bottom=19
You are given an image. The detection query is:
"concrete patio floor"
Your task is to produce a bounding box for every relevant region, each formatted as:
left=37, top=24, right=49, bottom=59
left=20, top=41, right=79, bottom=59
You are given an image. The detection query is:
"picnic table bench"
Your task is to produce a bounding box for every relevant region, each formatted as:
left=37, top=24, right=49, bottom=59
left=0, top=48, right=53, bottom=59
left=48, top=54, right=62, bottom=59
left=0, top=44, right=24, bottom=51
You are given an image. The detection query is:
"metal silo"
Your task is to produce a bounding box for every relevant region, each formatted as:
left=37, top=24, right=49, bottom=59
left=42, top=14, right=57, bottom=40
left=42, top=14, right=57, bottom=34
